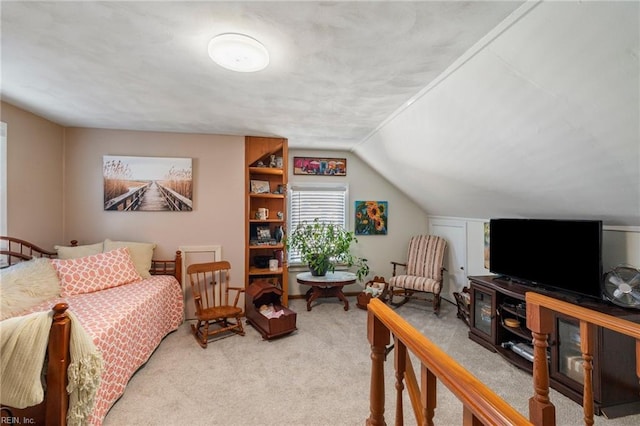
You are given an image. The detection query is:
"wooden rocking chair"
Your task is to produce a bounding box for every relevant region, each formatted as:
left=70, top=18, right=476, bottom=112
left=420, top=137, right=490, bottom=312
left=388, top=235, right=447, bottom=314
left=187, top=261, right=245, bottom=348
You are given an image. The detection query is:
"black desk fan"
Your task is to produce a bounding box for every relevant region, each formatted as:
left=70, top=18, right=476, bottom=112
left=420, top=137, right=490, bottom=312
left=602, top=265, right=640, bottom=309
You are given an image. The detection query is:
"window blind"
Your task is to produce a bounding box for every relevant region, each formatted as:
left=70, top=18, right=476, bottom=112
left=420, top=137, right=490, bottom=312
left=288, top=184, right=348, bottom=264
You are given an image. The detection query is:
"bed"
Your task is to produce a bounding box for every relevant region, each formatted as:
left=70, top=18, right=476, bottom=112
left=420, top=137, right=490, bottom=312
left=0, top=236, right=184, bottom=425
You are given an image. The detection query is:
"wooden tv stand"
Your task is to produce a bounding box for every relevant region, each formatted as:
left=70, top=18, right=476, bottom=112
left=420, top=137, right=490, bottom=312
left=468, top=275, right=640, bottom=418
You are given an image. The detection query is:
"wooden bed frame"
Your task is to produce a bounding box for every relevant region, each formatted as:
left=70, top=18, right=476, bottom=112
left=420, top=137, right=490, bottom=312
left=0, top=236, right=182, bottom=426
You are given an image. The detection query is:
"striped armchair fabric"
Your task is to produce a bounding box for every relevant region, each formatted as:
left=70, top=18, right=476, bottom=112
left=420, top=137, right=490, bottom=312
left=388, top=235, right=447, bottom=314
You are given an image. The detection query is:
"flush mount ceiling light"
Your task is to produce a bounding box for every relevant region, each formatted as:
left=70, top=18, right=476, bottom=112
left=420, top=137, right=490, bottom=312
left=207, top=33, right=269, bottom=72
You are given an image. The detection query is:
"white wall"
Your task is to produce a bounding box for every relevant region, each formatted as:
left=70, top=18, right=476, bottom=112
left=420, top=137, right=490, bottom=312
left=356, top=1, right=639, bottom=227
left=436, top=215, right=640, bottom=283
left=602, top=228, right=640, bottom=271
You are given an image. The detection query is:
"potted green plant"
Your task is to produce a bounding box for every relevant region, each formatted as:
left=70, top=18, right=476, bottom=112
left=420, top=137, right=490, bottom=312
left=286, top=218, right=369, bottom=281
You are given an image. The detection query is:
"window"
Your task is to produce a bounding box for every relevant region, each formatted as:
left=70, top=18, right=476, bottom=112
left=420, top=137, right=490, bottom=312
left=288, top=183, right=348, bottom=264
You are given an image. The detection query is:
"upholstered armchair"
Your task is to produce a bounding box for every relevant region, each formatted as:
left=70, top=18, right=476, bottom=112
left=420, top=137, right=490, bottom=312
left=388, top=235, right=447, bottom=314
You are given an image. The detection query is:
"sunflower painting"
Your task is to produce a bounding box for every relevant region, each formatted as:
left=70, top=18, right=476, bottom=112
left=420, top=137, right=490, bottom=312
left=354, top=201, right=388, bottom=235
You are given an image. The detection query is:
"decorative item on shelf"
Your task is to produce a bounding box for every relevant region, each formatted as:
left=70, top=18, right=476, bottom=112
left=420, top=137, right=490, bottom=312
left=272, top=184, right=286, bottom=195
left=256, top=207, right=269, bottom=220
left=256, top=226, right=271, bottom=241
left=504, top=318, right=521, bottom=328
left=269, top=154, right=277, bottom=168
left=274, top=225, right=284, bottom=243
left=275, top=156, right=283, bottom=168
left=269, top=259, right=279, bottom=271
left=285, top=218, right=369, bottom=281
left=274, top=249, right=284, bottom=267
left=250, top=180, right=270, bottom=194
left=276, top=211, right=284, bottom=220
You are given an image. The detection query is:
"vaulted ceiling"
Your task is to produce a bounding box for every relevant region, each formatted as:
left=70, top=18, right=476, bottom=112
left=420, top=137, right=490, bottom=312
left=2, top=1, right=638, bottom=226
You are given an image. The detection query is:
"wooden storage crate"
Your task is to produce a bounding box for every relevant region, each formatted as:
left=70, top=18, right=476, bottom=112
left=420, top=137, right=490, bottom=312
left=245, top=280, right=297, bottom=340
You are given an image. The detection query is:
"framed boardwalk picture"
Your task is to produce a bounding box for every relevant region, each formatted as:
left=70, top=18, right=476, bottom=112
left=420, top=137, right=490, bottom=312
left=354, top=201, right=388, bottom=235
left=103, top=155, right=193, bottom=211
left=293, top=157, right=346, bottom=176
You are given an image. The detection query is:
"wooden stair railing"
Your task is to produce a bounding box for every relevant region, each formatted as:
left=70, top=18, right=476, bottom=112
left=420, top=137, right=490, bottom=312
left=526, top=292, right=640, bottom=426
left=367, top=298, right=533, bottom=426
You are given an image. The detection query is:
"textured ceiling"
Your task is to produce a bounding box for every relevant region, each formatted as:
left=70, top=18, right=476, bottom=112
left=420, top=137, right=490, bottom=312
left=1, top=1, right=522, bottom=150
left=2, top=1, right=638, bottom=227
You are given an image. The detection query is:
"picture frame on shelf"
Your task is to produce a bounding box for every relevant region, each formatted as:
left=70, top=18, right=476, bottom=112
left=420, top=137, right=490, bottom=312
left=250, top=180, right=270, bottom=194
left=256, top=226, right=272, bottom=241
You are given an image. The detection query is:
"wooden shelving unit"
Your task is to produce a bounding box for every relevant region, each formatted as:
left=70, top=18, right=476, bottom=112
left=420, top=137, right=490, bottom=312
left=245, top=136, right=289, bottom=309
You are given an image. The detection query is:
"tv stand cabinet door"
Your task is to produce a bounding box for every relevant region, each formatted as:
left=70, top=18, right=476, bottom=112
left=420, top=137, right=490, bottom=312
left=469, top=281, right=498, bottom=346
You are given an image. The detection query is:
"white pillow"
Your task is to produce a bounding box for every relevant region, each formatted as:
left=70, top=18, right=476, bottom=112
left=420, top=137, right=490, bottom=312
left=0, top=258, right=61, bottom=320
left=103, top=239, right=156, bottom=278
left=55, top=242, right=104, bottom=259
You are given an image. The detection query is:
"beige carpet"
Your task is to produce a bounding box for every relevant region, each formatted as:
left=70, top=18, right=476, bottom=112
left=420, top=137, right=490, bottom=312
left=103, top=297, right=640, bottom=426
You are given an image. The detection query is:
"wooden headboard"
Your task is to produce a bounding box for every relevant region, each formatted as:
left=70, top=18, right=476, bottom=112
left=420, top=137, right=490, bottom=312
left=0, top=236, right=182, bottom=284
left=0, top=236, right=57, bottom=267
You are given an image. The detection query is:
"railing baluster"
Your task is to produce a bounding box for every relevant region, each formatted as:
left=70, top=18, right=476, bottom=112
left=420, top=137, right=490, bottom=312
left=462, top=406, right=483, bottom=426
left=580, top=321, right=595, bottom=426
left=367, top=307, right=390, bottom=426
left=526, top=301, right=557, bottom=426
left=403, top=353, right=422, bottom=425
left=394, top=337, right=405, bottom=426
left=423, top=364, right=436, bottom=426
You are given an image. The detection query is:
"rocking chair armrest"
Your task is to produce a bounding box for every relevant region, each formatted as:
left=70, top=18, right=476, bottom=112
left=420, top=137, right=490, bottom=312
left=227, top=286, right=245, bottom=292
left=390, top=261, right=407, bottom=276
left=228, top=286, right=244, bottom=307
left=193, top=294, right=203, bottom=311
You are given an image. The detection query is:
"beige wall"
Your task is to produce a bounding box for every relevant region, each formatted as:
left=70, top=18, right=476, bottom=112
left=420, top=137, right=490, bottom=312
left=63, top=136, right=429, bottom=296
left=63, top=128, right=246, bottom=271
left=3, top=103, right=431, bottom=297
left=1, top=102, right=64, bottom=247
left=288, top=149, right=429, bottom=295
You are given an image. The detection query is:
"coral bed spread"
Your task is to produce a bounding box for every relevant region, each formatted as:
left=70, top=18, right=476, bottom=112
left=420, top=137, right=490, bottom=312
left=24, top=275, right=183, bottom=425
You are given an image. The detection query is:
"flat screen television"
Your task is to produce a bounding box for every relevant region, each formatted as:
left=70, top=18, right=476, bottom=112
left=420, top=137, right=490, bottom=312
left=489, top=218, right=603, bottom=300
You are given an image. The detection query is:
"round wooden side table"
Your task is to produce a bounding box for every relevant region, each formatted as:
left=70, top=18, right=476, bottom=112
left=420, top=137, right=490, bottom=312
left=296, top=271, right=356, bottom=311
